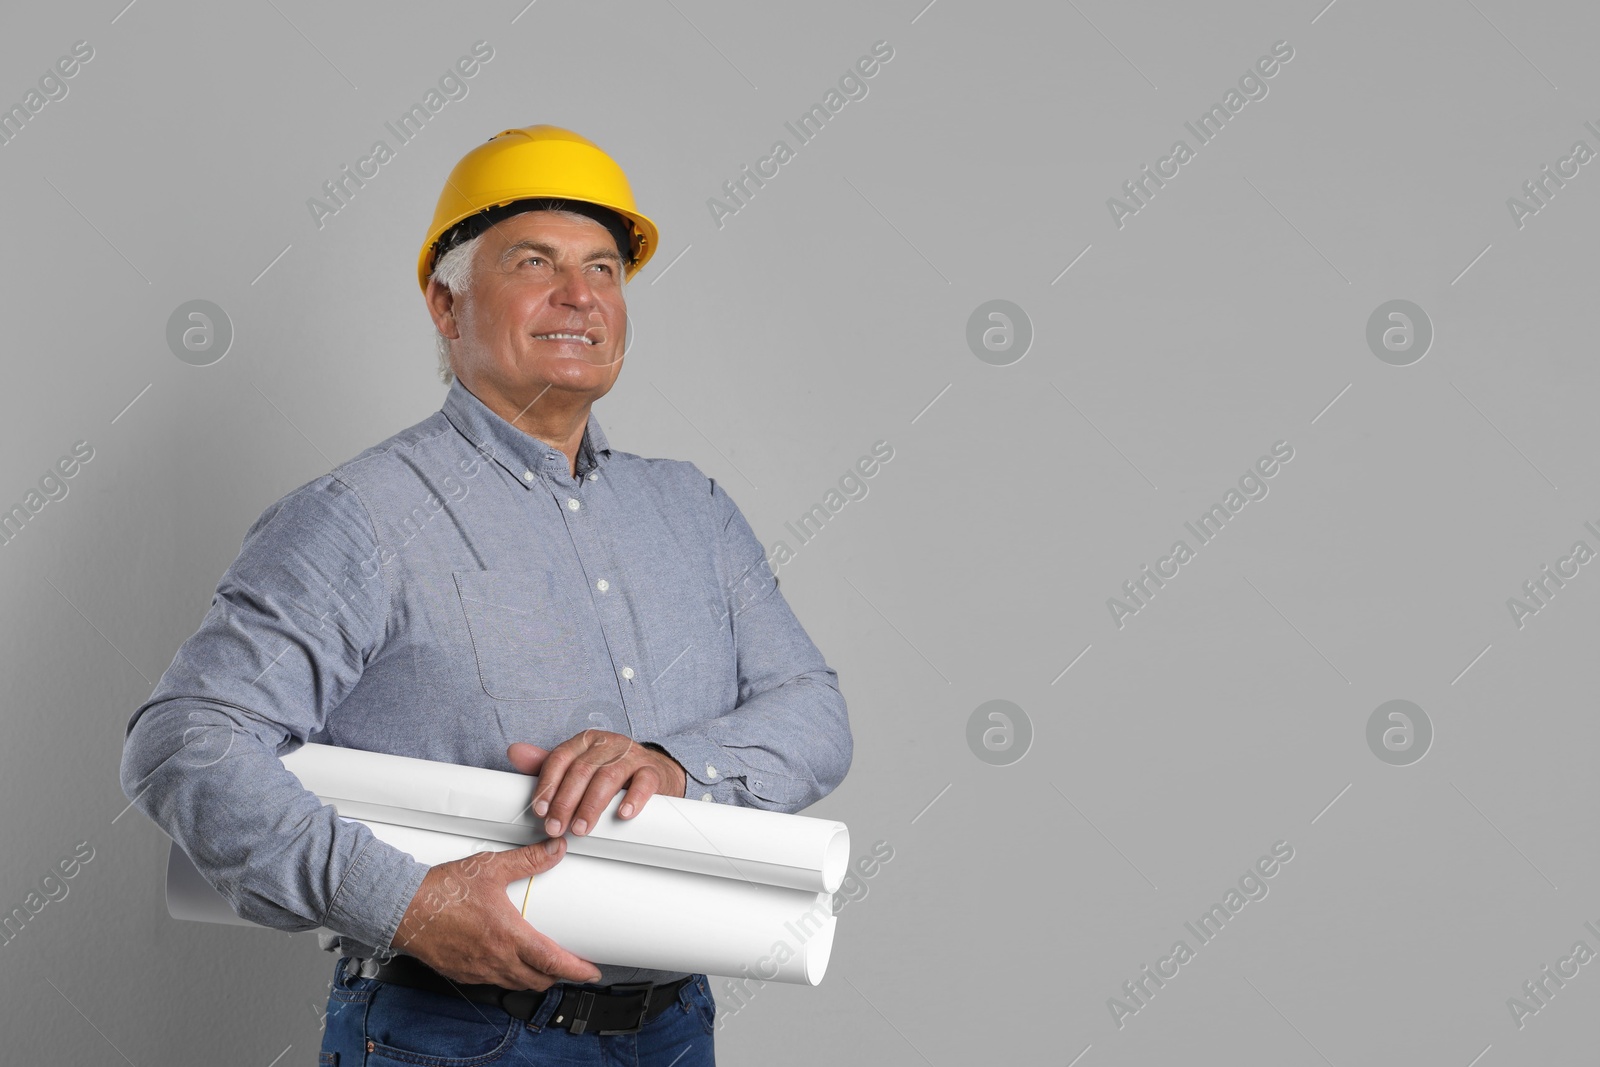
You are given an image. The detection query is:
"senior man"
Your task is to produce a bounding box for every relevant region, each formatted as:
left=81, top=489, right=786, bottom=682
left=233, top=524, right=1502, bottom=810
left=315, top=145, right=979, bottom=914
left=119, top=125, right=852, bottom=1066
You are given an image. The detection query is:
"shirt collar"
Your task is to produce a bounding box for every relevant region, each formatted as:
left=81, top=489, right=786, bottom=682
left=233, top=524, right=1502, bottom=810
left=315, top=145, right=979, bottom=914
left=440, top=378, right=612, bottom=487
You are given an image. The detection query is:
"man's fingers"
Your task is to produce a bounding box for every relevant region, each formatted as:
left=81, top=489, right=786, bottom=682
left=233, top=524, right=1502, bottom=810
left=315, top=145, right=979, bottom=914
left=528, top=731, right=649, bottom=833
left=542, top=731, right=630, bottom=833
left=497, top=836, right=570, bottom=882
left=543, top=749, right=608, bottom=835
left=517, top=930, right=604, bottom=986
left=570, top=759, right=644, bottom=833
left=613, top=763, right=661, bottom=821
left=396, top=837, right=606, bottom=992
left=530, top=735, right=588, bottom=818
left=494, top=840, right=603, bottom=985
left=506, top=742, right=549, bottom=776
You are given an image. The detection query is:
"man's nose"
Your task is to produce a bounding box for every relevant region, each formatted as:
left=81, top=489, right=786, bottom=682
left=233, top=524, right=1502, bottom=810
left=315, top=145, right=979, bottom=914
left=553, top=266, right=599, bottom=307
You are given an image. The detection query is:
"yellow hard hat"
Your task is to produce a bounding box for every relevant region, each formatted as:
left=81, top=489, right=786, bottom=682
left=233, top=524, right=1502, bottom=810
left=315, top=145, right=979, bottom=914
left=417, top=125, right=659, bottom=291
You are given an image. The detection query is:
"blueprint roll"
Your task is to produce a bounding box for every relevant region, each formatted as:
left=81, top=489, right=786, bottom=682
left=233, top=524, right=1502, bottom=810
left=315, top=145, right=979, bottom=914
left=356, top=818, right=838, bottom=986
left=278, top=742, right=850, bottom=895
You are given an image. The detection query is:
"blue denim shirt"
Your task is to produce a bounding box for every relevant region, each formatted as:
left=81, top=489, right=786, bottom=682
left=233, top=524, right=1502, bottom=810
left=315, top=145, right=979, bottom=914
left=119, top=379, right=852, bottom=984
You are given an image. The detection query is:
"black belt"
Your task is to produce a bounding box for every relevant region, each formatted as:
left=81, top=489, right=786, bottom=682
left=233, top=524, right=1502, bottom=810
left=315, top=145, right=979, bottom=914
left=369, top=954, right=691, bottom=1035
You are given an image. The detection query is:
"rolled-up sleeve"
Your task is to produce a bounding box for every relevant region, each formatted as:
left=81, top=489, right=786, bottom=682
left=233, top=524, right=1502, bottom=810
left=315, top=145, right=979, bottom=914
left=651, top=475, right=853, bottom=813
left=118, top=475, right=429, bottom=953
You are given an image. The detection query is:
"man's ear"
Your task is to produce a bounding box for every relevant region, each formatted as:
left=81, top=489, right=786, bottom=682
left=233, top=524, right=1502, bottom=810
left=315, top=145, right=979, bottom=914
left=424, top=278, right=461, bottom=340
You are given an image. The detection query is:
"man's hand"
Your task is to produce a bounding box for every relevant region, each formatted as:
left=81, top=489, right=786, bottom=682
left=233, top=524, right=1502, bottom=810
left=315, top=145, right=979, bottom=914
left=392, top=837, right=603, bottom=990
left=508, top=731, right=688, bottom=838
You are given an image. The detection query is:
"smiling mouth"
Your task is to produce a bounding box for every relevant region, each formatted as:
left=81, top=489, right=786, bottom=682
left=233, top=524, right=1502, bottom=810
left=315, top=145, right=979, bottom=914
left=532, top=332, right=598, bottom=345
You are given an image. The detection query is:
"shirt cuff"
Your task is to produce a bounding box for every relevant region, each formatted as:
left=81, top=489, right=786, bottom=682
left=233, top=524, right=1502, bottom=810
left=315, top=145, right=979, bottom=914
left=644, top=732, right=738, bottom=804
left=321, top=832, right=432, bottom=957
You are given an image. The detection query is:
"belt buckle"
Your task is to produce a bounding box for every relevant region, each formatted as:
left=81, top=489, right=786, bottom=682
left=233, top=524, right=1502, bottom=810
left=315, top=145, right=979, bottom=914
left=594, top=981, right=655, bottom=1036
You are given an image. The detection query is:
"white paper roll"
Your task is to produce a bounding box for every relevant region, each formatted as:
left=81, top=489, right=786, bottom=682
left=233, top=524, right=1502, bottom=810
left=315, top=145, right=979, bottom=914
left=280, top=742, right=849, bottom=894
left=164, top=742, right=852, bottom=985
left=357, top=819, right=837, bottom=985
left=163, top=837, right=255, bottom=928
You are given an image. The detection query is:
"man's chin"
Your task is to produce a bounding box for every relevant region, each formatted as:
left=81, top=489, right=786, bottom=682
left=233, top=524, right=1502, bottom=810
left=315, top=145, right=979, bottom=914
left=555, top=349, right=623, bottom=372
left=527, top=356, right=621, bottom=394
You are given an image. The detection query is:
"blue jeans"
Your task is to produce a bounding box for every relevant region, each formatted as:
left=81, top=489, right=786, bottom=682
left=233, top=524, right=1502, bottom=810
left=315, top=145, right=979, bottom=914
left=318, top=956, right=717, bottom=1066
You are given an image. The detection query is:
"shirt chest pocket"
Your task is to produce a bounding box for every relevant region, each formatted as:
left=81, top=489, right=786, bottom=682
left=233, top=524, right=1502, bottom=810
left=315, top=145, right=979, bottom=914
left=453, top=569, right=592, bottom=701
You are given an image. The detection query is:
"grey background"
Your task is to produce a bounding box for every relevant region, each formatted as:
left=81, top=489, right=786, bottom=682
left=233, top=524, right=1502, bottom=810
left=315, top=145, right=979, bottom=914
left=1, top=0, right=1595, bottom=1063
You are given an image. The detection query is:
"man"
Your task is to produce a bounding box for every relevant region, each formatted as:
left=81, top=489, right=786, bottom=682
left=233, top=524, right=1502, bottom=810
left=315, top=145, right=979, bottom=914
left=119, top=125, right=852, bottom=1065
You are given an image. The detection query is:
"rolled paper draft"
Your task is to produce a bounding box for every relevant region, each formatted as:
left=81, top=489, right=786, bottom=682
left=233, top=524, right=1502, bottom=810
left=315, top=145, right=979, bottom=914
left=279, top=742, right=850, bottom=894
left=359, top=818, right=838, bottom=985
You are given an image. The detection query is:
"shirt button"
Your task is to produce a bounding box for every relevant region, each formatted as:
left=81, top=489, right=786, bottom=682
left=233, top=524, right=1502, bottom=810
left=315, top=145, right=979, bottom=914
left=596, top=579, right=610, bottom=592
left=588, top=472, right=598, bottom=480
left=621, top=666, right=634, bottom=680
left=701, top=793, right=714, bottom=802
left=705, top=765, right=718, bottom=779
left=522, top=471, right=535, bottom=482
left=567, top=498, right=580, bottom=510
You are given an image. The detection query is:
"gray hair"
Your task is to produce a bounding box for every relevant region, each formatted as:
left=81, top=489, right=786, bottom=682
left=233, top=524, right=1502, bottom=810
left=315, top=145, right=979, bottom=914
left=429, top=208, right=627, bottom=386
left=430, top=231, right=482, bottom=386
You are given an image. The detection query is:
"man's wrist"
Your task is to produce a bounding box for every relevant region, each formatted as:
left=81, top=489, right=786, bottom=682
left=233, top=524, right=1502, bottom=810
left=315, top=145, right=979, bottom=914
left=641, top=741, right=688, bottom=797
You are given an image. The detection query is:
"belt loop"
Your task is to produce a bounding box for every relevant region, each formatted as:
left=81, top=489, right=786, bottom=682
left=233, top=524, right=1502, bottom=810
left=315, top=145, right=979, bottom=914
left=568, top=990, right=596, bottom=1035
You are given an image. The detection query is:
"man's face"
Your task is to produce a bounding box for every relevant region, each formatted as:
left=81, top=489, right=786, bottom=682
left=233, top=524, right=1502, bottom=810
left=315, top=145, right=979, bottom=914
left=432, top=210, right=628, bottom=409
